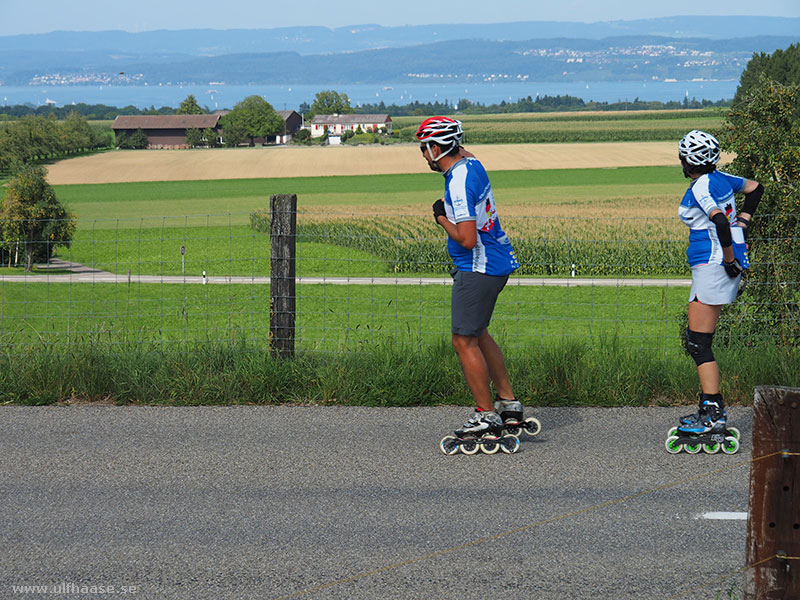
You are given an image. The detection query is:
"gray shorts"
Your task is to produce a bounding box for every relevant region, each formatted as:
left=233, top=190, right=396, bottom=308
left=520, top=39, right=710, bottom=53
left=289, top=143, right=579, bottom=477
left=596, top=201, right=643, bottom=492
left=689, top=263, right=741, bottom=305
left=451, top=270, right=509, bottom=336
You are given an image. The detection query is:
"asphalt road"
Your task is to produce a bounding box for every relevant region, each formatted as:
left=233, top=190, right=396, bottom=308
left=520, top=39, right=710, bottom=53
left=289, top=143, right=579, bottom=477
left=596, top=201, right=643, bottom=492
left=1, top=406, right=754, bottom=600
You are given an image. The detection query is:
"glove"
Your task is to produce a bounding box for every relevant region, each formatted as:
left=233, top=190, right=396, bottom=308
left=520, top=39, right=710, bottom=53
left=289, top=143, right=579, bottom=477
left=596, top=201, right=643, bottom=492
left=723, top=258, right=743, bottom=279
left=432, top=199, right=446, bottom=225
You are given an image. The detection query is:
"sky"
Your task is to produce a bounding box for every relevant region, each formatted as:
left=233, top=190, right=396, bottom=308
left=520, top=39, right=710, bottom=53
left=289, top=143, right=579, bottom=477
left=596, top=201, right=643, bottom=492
left=0, top=0, right=799, bottom=36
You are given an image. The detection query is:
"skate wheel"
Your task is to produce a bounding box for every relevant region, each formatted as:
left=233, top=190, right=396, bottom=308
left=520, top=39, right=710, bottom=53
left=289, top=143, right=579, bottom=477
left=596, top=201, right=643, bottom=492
left=505, top=424, right=522, bottom=437
left=440, top=435, right=460, bottom=456
left=500, top=436, right=520, bottom=454
left=480, top=438, right=500, bottom=455
left=727, top=427, right=741, bottom=440
left=667, top=426, right=679, bottom=438
left=522, top=417, right=542, bottom=437
left=702, top=442, right=720, bottom=454
left=721, top=436, right=740, bottom=455
left=665, top=435, right=683, bottom=454
left=460, top=439, right=480, bottom=455
left=684, top=442, right=702, bottom=454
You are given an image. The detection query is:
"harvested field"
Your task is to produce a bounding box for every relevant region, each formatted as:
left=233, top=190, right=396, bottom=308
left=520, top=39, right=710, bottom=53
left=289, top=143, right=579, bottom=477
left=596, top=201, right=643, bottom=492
left=46, top=142, right=731, bottom=185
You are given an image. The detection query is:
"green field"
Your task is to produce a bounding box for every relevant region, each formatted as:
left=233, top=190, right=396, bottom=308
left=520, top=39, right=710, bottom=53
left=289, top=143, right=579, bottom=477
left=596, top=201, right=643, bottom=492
left=393, top=109, right=726, bottom=143
left=4, top=165, right=695, bottom=348
left=50, top=165, right=687, bottom=223
left=38, top=166, right=688, bottom=280
left=0, top=280, right=686, bottom=351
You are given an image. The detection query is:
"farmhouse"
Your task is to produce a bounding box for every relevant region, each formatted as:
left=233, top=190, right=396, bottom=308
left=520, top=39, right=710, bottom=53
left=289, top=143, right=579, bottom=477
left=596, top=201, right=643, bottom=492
left=112, top=114, right=222, bottom=148
left=112, top=110, right=303, bottom=148
left=275, top=110, right=303, bottom=143
left=309, top=114, right=392, bottom=138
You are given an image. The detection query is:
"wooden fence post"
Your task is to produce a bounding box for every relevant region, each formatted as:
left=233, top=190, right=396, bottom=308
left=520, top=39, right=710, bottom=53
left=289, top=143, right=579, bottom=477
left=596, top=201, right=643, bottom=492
left=745, top=385, right=800, bottom=599
left=269, top=194, right=296, bottom=357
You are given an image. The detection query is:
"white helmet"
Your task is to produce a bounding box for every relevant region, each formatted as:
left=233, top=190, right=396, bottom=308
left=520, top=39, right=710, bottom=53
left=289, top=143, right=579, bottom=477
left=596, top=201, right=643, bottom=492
left=679, top=130, right=721, bottom=166
left=416, top=116, right=463, bottom=160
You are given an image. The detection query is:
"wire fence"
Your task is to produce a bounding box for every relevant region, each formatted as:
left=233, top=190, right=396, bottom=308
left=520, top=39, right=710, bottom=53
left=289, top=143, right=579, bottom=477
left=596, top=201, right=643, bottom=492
left=0, top=210, right=797, bottom=353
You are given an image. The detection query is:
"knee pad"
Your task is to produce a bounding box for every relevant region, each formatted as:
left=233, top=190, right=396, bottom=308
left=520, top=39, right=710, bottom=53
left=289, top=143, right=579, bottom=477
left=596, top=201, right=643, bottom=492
left=685, top=329, right=715, bottom=366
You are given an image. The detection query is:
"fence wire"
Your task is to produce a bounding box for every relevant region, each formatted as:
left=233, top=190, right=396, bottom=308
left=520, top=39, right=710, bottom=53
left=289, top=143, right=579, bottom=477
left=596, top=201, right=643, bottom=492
left=0, top=211, right=797, bottom=352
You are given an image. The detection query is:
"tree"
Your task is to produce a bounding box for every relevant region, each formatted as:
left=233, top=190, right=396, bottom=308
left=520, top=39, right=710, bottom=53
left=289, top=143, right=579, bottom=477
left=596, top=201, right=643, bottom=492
left=0, top=165, right=76, bottom=271
left=185, top=128, right=204, bottom=148
left=719, top=72, right=800, bottom=345
left=202, top=127, right=219, bottom=148
left=221, top=119, right=247, bottom=147
left=177, top=94, right=206, bottom=115
left=308, top=90, right=354, bottom=118
left=116, top=128, right=149, bottom=149
left=734, top=43, right=800, bottom=106
left=291, top=129, right=311, bottom=145
left=220, top=95, right=284, bottom=147
left=61, top=111, right=93, bottom=152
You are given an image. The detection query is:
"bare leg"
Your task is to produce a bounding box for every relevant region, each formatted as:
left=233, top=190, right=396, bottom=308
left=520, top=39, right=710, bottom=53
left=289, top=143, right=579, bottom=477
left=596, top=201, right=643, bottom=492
left=687, top=301, right=722, bottom=394
left=451, top=332, right=494, bottom=411
left=476, top=329, right=514, bottom=400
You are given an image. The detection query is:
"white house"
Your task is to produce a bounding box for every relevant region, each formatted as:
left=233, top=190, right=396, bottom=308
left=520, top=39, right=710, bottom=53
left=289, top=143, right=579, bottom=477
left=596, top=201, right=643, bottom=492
left=309, top=114, right=392, bottom=138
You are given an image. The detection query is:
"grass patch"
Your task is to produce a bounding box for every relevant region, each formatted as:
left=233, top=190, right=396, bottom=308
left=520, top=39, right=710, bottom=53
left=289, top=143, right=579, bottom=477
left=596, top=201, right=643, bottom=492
left=1, top=337, right=795, bottom=406
left=0, top=281, right=687, bottom=349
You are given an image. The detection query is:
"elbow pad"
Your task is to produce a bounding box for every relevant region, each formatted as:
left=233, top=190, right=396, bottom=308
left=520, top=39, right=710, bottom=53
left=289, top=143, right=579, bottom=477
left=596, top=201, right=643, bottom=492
left=711, top=212, right=732, bottom=247
left=741, top=183, right=764, bottom=215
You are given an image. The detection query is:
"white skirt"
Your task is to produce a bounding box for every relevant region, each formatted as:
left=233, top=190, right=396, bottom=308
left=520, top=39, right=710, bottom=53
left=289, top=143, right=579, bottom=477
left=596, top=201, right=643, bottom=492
left=689, top=263, right=741, bottom=305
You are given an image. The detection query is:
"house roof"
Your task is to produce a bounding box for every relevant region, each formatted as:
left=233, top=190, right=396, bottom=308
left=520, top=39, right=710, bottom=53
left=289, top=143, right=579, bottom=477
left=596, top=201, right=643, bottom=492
left=112, top=114, right=221, bottom=130
left=310, top=114, right=391, bottom=125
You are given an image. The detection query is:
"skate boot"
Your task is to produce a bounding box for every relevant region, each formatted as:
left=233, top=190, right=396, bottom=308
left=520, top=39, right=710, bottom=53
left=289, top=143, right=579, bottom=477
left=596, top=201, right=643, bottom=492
left=677, top=392, right=724, bottom=426
left=493, top=396, right=542, bottom=438
left=665, top=393, right=741, bottom=455
left=439, top=409, right=520, bottom=455
left=455, top=409, right=503, bottom=438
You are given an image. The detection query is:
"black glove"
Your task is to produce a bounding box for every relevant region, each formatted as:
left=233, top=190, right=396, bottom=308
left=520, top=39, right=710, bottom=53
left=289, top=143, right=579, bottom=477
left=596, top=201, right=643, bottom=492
left=432, top=199, right=446, bottom=225
left=723, top=258, right=743, bottom=279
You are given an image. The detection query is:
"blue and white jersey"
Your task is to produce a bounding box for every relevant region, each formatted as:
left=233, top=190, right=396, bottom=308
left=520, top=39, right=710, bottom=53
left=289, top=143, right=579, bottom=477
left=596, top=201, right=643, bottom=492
left=442, top=158, right=519, bottom=275
left=678, top=170, right=749, bottom=268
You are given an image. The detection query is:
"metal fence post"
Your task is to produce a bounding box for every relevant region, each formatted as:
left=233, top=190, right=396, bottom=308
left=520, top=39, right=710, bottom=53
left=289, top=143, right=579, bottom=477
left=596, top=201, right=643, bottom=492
left=746, top=385, right=800, bottom=599
left=269, top=194, right=296, bottom=357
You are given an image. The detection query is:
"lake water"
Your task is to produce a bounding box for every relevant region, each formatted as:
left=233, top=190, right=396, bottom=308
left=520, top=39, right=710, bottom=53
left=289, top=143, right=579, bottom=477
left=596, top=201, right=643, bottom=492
left=0, top=80, right=739, bottom=111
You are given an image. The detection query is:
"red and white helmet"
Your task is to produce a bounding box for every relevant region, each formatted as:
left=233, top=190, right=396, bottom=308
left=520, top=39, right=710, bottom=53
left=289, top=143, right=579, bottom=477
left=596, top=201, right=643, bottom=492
left=416, top=116, right=463, bottom=155
left=679, top=129, right=721, bottom=166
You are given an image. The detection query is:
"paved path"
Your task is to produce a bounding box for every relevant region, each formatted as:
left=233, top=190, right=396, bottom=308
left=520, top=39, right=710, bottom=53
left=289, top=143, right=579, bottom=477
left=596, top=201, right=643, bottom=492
left=1, top=406, right=752, bottom=600
left=2, top=267, right=692, bottom=287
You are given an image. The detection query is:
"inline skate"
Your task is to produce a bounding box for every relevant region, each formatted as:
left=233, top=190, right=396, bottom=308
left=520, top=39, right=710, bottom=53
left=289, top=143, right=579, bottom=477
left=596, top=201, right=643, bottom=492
left=494, top=397, right=542, bottom=438
left=440, top=409, right=520, bottom=455
left=665, top=393, right=740, bottom=454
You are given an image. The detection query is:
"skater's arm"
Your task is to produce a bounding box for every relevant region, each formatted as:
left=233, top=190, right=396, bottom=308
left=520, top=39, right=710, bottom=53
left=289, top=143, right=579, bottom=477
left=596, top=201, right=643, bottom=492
left=436, top=216, right=477, bottom=249
left=709, top=210, right=735, bottom=264
left=737, top=180, right=763, bottom=228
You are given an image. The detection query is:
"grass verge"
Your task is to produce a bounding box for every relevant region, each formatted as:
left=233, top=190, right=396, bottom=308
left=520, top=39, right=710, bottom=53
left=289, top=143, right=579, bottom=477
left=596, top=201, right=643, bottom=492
left=1, top=338, right=795, bottom=406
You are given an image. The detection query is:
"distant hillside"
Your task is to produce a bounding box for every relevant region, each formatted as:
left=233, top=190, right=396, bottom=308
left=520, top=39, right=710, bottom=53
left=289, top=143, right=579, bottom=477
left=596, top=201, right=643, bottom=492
left=0, top=17, right=797, bottom=86
left=1, top=16, right=798, bottom=56
left=2, top=35, right=796, bottom=87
